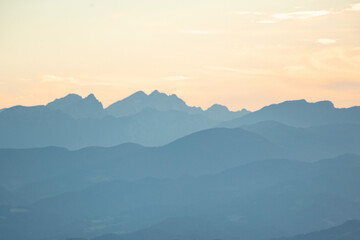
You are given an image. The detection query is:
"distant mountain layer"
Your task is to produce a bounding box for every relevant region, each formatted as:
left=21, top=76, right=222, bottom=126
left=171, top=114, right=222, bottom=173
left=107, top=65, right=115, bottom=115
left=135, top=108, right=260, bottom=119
left=106, top=90, right=203, bottom=117
left=221, top=99, right=360, bottom=128
left=276, top=220, right=360, bottom=240
left=0, top=91, right=250, bottom=149
left=1, top=92, right=360, bottom=149
left=44, top=90, right=249, bottom=121
left=106, top=90, right=249, bottom=120
left=1, top=122, right=359, bottom=202
left=0, top=105, right=216, bottom=149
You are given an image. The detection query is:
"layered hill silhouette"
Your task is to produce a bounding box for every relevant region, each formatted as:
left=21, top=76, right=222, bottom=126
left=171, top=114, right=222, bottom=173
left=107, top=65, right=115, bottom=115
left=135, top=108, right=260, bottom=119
left=1, top=155, right=360, bottom=240
left=0, top=92, right=359, bottom=240
left=1, top=122, right=359, bottom=205
left=0, top=105, right=215, bottom=149
left=276, top=220, right=360, bottom=240
left=89, top=219, right=360, bottom=240
left=1, top=92, right=360, bottom=149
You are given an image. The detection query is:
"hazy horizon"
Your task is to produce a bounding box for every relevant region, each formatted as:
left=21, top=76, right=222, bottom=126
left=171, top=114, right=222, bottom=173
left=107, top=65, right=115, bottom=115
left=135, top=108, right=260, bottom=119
left=1, top=0, right=360, bottom=111
left=1, top=90, right=359, bottom=112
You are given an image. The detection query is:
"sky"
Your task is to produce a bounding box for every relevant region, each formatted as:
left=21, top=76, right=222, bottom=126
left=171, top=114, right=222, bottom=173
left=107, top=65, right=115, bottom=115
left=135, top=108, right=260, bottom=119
left=0, top=0, right=359, bottom=111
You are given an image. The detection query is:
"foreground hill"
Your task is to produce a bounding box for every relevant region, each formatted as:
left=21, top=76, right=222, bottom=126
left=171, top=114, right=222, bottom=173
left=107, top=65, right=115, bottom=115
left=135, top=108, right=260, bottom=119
left=275, top=220, right=360, bottom=240
left=1, top=155, right=360, bottom=240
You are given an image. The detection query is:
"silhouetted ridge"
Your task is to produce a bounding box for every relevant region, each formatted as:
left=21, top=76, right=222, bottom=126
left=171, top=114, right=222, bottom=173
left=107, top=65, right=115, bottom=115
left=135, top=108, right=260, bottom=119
left=207, top=104, right=229, bottom=112
left=204, top=104, right=249, bottom=121
left=46, top=93, right=106, bottom=119
left=106, top=90, right=202, bottom=117
left=105, top=90, right=248, bottom=120
left=7, top=154, right=358, bottom=240
left=221, top=99, right=360, bottom=127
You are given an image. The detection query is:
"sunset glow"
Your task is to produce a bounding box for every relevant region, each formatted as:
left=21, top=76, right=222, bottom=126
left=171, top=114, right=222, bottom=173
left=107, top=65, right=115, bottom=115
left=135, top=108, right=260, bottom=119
left=1, top=0, right=359, bottom=110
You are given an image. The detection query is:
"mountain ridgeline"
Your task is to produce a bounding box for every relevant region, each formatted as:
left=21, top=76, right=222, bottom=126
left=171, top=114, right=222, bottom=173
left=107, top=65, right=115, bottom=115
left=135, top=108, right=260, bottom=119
left=1, top=91, right=360, bottom=149
left=0, top=91, right=359, bottom=240
left=0, top=91, right=248, bottom=149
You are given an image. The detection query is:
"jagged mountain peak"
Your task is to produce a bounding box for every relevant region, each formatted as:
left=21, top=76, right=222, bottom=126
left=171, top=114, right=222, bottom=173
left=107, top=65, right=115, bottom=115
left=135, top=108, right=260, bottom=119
left=106, top=90, right=202, bottom=117
left=84, top=93, right=97, bottom=100
left=46, top=93, right=106, bottom=119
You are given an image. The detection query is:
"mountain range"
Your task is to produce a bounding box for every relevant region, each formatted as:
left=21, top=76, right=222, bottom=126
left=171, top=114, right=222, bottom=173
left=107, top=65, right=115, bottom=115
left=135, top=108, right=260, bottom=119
left=46, top=90, right=249, bottom=121
left=0, top=91, right=359, bottom=240
left=1, top=91, right=360, bottom=150
left=221, top=99, right=360, bottom=128
left=0, top=91, right=248, bottom=149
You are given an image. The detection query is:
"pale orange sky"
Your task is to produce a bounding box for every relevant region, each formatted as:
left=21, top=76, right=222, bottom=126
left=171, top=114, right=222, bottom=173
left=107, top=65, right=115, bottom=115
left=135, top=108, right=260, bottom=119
left=0, top=0, right=360, bottom=111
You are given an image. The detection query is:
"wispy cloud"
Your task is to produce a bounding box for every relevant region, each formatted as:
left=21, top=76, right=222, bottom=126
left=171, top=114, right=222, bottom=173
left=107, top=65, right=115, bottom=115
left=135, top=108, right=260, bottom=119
left=325, top=81, right=360, bottom=90
left=347, top=3, right=360, bottom=11
left=257, top=3, right=360, bottom=24
left=180, top=30, right=221, bottom=35
left=110, top=13, right=123, bottom=20
left=42, top=75, right=79, bottom=84
left=41, top=75, right=121, bottom=86
left=309, top=47, right=360, bottom=75
left=257, top=10, right=330, bottom=24
left=205, top=66, right=271, bottom=75
left=284, top=65, right=305, bottom=71
left=272, top=10, right=330, bottom=20
left=161, top=76, right=192, bottom=81
left=317, top=38, right=337, bottom=45
left=236, top=11, right=262, bottom=16
left=258, top=20, right=277, bottom=24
